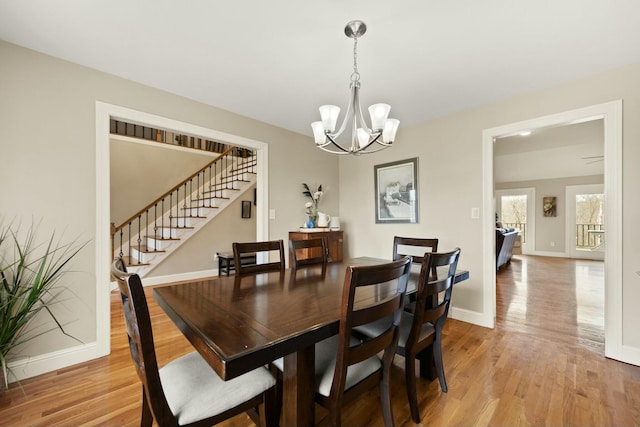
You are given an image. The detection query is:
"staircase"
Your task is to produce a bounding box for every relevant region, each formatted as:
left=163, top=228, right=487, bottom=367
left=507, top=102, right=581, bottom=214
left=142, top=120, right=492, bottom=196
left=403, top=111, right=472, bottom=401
left=112, top=146, right=256, bottom=278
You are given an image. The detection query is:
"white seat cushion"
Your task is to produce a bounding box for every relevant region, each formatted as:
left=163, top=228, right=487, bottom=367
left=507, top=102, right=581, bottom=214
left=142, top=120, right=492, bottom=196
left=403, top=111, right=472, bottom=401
left=272, top=335, right=382, bottom=398
left=159, top=351, right=276, bottom=426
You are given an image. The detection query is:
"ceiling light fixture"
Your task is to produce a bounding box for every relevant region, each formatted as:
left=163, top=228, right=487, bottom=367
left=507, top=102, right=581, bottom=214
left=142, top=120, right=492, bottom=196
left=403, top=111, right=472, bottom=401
left=311, top=20, right=399, bottom=155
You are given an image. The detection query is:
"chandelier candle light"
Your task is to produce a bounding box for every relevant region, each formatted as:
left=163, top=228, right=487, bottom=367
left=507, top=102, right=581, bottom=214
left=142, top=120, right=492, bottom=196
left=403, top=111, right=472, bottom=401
left=311, top=20, right=400, bottom=155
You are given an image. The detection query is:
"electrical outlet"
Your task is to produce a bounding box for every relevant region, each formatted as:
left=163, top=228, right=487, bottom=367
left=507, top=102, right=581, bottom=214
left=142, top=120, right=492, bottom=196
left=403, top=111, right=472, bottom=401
left=550, top=241, right=555, bottom=247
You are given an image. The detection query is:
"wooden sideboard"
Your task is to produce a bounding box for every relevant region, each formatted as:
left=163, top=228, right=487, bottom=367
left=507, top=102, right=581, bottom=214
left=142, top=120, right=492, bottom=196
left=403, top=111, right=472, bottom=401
left=288, top=230, right=344, bottom=266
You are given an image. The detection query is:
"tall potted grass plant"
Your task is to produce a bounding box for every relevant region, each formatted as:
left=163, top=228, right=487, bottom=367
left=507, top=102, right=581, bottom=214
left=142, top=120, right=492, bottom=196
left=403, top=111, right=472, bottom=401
left=0, top=221, right=86, bottom=392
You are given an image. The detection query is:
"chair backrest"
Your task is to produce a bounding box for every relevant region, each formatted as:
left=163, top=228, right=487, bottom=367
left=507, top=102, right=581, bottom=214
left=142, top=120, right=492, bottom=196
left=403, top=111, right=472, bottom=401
left=327, top=256, right=412, bottom=417
left=110, top=258, right=174, bottom=424
left=407, top=248, right=461, bottom=351
left=392, top=236, right=439, bottom=265
left=232, top=240, right=286, bottom=275
left=289, top=237, right=328, bottom=268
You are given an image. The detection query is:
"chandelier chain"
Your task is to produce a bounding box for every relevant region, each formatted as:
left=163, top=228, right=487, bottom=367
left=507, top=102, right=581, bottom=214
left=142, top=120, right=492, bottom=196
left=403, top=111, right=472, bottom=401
left=351, top=37, right=360, bottom=83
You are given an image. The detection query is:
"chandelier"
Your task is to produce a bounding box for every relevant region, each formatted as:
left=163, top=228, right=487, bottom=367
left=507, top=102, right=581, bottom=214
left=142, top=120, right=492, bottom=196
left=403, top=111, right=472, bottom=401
left=311, top=20, right=399, bottom=155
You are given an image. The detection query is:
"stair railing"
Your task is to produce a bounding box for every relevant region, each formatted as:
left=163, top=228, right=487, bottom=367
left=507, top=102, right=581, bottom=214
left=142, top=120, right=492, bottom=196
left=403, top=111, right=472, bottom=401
left=112, top=146, right=257, bottom=266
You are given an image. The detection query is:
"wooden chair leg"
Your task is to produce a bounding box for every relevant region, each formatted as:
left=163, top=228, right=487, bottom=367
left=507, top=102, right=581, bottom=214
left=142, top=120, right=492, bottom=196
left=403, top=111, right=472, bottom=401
left=261, top=385, right=279, bottom=427
left=140, top=390, right=153, bottom=427
left=268, top=364, right=282, bottom=426
left=405, top=356, right=421, bottom=424
left=380, top=366, right=396, bottom=427
left=433, top=336, right=448, bottom=393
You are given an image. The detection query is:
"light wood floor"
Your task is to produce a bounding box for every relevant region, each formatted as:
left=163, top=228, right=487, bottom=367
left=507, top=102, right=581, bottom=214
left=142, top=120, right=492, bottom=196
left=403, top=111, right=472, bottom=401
left=2, top=255, right=639, bottom=426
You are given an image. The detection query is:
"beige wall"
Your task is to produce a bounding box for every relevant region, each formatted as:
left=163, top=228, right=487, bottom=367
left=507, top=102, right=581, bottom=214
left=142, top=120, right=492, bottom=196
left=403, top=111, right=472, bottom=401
left=0, top=40, right=339, bottom=368
left=339, top=63, right=640, bottom=349
left=110, top=138, right=214, bottom=225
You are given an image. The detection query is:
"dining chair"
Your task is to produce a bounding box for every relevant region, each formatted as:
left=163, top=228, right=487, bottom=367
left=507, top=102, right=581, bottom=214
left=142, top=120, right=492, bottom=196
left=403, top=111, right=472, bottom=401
left=110, top=258, right=278, bottom=427
left=393, top=236, right=439, bottom=307
left=232, top=240, right=285, bottom=275
left=289, top=237, right=328, bottom=268
left=354, top=248, right=461, bottom=423
left=392, top=236, right=439, bottom=264
left=272, top=256, right=412, bottom=427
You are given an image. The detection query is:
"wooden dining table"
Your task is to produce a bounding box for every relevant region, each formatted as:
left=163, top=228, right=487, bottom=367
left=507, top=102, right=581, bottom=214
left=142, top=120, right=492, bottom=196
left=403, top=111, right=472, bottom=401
left=153, top=257, right=469, bottom=427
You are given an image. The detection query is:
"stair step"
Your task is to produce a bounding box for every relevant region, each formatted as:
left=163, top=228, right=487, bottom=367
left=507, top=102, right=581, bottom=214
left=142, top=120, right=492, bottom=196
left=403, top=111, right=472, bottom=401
left=191, top=197, right=227, bottom=208
left=181, top=206, right=216, bottom=216
left=146, top=235, right=180, bottom=251
left=122, top=256, right=149, bottom=267
left=157, top=226, right=194, bottom=239
left=131, top=245, right=166, bottom=254
left=169, top=215, right=206, bottom=227
left=131, top=245, right=166, bottom=264
left=210, top=181, right=244, bottom=189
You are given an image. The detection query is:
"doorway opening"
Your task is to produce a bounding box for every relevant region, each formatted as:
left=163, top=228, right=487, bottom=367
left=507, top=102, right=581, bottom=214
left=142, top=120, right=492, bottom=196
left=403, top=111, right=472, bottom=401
left=482, top=100, right=623, bottom=362
left=95, top=102, right=270, bottom=357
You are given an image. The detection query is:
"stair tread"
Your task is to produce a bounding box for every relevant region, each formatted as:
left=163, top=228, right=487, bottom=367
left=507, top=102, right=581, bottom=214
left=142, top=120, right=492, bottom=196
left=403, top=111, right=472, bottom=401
left=131, top=245, right=166, bottom=253
left=122, top=256, right=149, bottom=267
left=198, top=194, right=229, bottom=199
left=145, top=235, right=180, bottom=241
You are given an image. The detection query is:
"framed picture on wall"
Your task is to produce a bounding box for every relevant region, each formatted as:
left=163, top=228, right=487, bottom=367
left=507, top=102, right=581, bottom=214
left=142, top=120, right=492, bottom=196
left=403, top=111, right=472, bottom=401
left=241, top=201, right=252, bottom=218
left=374, top=157, right=419, bottom=224
left=543, top=196, right=557, bottom=217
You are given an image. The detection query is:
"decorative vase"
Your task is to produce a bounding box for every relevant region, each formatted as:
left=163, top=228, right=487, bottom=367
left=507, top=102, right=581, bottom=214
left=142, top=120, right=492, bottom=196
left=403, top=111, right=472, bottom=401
left=306, top=216, right=316, bottom=228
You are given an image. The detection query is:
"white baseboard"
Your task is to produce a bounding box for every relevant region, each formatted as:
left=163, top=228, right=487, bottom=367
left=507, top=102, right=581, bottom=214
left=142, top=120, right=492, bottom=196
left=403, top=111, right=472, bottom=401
left=450, top=306, right=493, bottom=329
left=527, top=250, right=567, bottom=258
left=6, top=342, right=101, bottom=384
left=620, top=344, right=640, bottom=366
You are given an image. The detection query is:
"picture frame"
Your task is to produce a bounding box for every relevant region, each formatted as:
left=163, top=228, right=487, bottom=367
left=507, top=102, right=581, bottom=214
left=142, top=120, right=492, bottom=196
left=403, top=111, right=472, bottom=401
left=543, top=196, right=557, bottom=217
left=241, top=200, right=252, bottom=218
left=374, top=157, right=419, bottom=224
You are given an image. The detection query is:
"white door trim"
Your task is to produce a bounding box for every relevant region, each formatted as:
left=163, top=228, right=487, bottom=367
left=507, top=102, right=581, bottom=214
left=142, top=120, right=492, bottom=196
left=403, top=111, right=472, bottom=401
left=482, top=100, right=623, bottom=362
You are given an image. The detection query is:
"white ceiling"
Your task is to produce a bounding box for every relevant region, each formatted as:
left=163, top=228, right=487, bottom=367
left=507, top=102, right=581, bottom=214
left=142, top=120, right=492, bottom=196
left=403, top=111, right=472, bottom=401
left=1, top=1, right=639, bottom=139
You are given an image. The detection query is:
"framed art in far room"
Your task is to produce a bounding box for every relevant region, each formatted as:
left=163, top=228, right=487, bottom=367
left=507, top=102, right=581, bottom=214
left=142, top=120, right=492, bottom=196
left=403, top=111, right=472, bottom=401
left=543, top=196, right=556, bottom=217
left=374, top=157, right=418, bottom=224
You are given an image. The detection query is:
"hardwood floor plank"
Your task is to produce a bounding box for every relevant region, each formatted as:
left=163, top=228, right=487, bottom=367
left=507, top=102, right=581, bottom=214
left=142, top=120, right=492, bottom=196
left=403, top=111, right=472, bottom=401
left=1, top=256, right=639, bottom=426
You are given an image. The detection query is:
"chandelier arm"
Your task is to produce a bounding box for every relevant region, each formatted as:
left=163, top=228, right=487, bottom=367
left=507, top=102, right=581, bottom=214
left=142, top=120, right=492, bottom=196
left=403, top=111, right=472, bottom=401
left=324, top=134, right=352, bottom=153
left=352, top=87, right=372, bottom=133
left=352, top=142, right=390, bottom=154
left=352, top=131, right=382, bottom=152
left=374, top=137, right=393, bottom=147
left=331, top=83, right=358, bottom=140
left=317, top=144, right=354, bottom=155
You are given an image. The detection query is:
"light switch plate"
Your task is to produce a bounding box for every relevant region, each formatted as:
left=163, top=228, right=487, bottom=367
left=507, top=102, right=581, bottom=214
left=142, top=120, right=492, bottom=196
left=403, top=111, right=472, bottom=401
left=471, top=207, right=480, bottom=219
left=269, top=209, right=276, bottom=220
